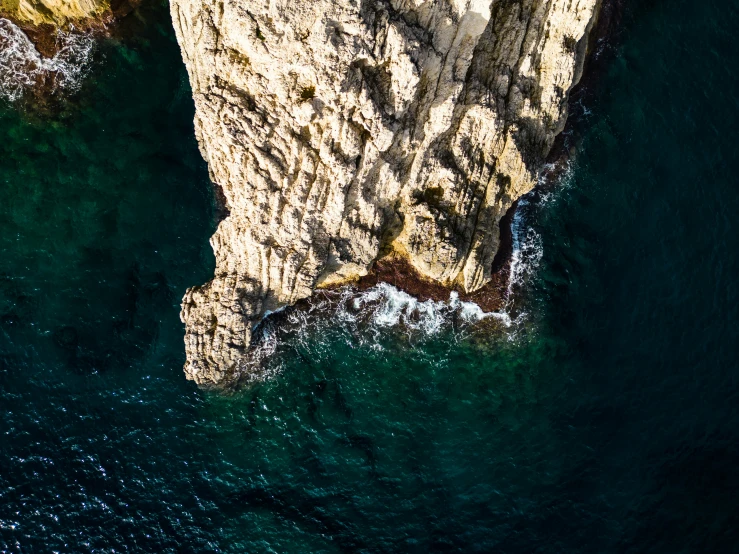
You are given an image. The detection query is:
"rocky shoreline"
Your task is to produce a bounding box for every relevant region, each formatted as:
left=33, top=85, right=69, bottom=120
left=354, top=0, right=626, bottom=317
left=0, top=0, right=141, bottom=46
left=0, top=0, right=171, bottom=108
left=173, top=0, right=605, bottom=386
left=2, top=0, right=611, bottom=387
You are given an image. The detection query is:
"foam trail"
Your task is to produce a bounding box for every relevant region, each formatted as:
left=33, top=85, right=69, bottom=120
left=287, top=282, right=513, bottom=345
left=0, top=18, right=93, bottom=102
left=245, top=281, right=524, bottom=379
left=364, top=283, right=511, bottom=330
left=507, top=193, right=544, bottom=303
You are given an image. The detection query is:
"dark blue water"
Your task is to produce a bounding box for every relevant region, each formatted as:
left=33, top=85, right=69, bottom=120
left=1, top=0, right=738, bottom=552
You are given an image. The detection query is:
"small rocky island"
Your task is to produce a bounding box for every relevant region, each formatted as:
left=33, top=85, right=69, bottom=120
left=172, top=0, right=602, bottom=386
left=3, top=0, right=602, bottom=386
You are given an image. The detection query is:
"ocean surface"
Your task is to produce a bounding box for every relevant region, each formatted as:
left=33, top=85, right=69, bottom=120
left=1, top=0, right=737, bottom=551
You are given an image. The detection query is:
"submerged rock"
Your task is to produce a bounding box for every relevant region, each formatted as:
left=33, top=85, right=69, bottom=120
left=171, top=0, right=602, bottom=385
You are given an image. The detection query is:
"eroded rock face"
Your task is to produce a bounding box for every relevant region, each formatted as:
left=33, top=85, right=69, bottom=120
left=0, top=0, right=109, bottom=26
left=172, top=0, right=601, bottom=385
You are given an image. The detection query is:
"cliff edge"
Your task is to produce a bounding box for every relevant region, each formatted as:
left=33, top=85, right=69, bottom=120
left=1, top=0, right=108, bottom=27
left=171, top=0, right=601, bottom=386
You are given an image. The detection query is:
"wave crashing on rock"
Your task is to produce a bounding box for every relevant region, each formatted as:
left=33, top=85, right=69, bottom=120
left=0, top=18, right=93, bottom=102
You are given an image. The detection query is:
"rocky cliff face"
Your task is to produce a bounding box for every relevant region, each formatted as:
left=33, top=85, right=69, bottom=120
left=1, top=0, right=108, bottom=26
left=171, top=0, right=601, bottom=386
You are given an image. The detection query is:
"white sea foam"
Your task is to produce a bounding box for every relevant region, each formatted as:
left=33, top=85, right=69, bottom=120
left=504, top=157, right=578, bottom=303
left=247, top=172, right=567, bottom=371
left=249, top=318, right=279, bottom=361
left=251, top=282, right=516, bottom=364
left=573, top=96, right=593, bottom=118
left=249, top=207, right=555, bottom=361
left=356, top=282, right=514, bottom=332
left=0, top=18, right=93, bottom=102
left=250, top=135, right=580, bottom=366
left=507, top=195, right=544, bottom=302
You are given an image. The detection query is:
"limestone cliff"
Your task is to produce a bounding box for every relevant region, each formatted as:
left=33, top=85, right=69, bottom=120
left=171, top=0, right=601, bottom=385
left=0, top=0, right=108, bottom=26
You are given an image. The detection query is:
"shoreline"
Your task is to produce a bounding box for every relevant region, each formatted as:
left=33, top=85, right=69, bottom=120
left=0, top=0, right=168, bottom=111
left=0, top=0, right=142, bottom=58
left=170, top=0, right=630, bottom=387
left=541, top=0, right=627, bottom=188
left=322, top=0, right=628, bottom=315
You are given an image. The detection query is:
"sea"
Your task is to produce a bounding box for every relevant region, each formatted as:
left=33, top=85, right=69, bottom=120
left=0, top=0, right=737, bottom=551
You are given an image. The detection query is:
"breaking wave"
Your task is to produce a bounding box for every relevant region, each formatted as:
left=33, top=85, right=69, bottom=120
left=0, top=18, right=94, bottom=102
left=506, top=161, right=577, bottom=302
left=244, top=159, right=579, bottom=380
left=245, top=282, right=520, bottom=379
left=507, top=195, right=544, bottom=301
left=244, top=184, right=562, bottom=378
left=345, top=283, right=512, bottom=333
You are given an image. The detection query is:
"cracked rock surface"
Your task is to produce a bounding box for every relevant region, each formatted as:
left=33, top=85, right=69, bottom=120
left=1, top=0, right=109, bottom=26
left=171, top=0, right=600, bottom=386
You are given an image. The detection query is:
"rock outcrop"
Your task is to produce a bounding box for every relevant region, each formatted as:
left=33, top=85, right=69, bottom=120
left=1, top=0, right=108, bottom=26
left=171, top=0, right=601, bottom=385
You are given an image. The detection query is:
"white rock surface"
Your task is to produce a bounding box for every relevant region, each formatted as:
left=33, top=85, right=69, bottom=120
left=171, top=0, right=601, bottom=385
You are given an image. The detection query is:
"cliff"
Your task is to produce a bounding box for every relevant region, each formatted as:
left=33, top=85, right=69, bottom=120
left=0, top=0, right=108, bottom=26
left=171, top=0, right=601, bottom=386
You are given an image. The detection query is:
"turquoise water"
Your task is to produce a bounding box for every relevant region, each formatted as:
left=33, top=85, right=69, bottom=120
left=1, top=0, right=738, bottom=551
